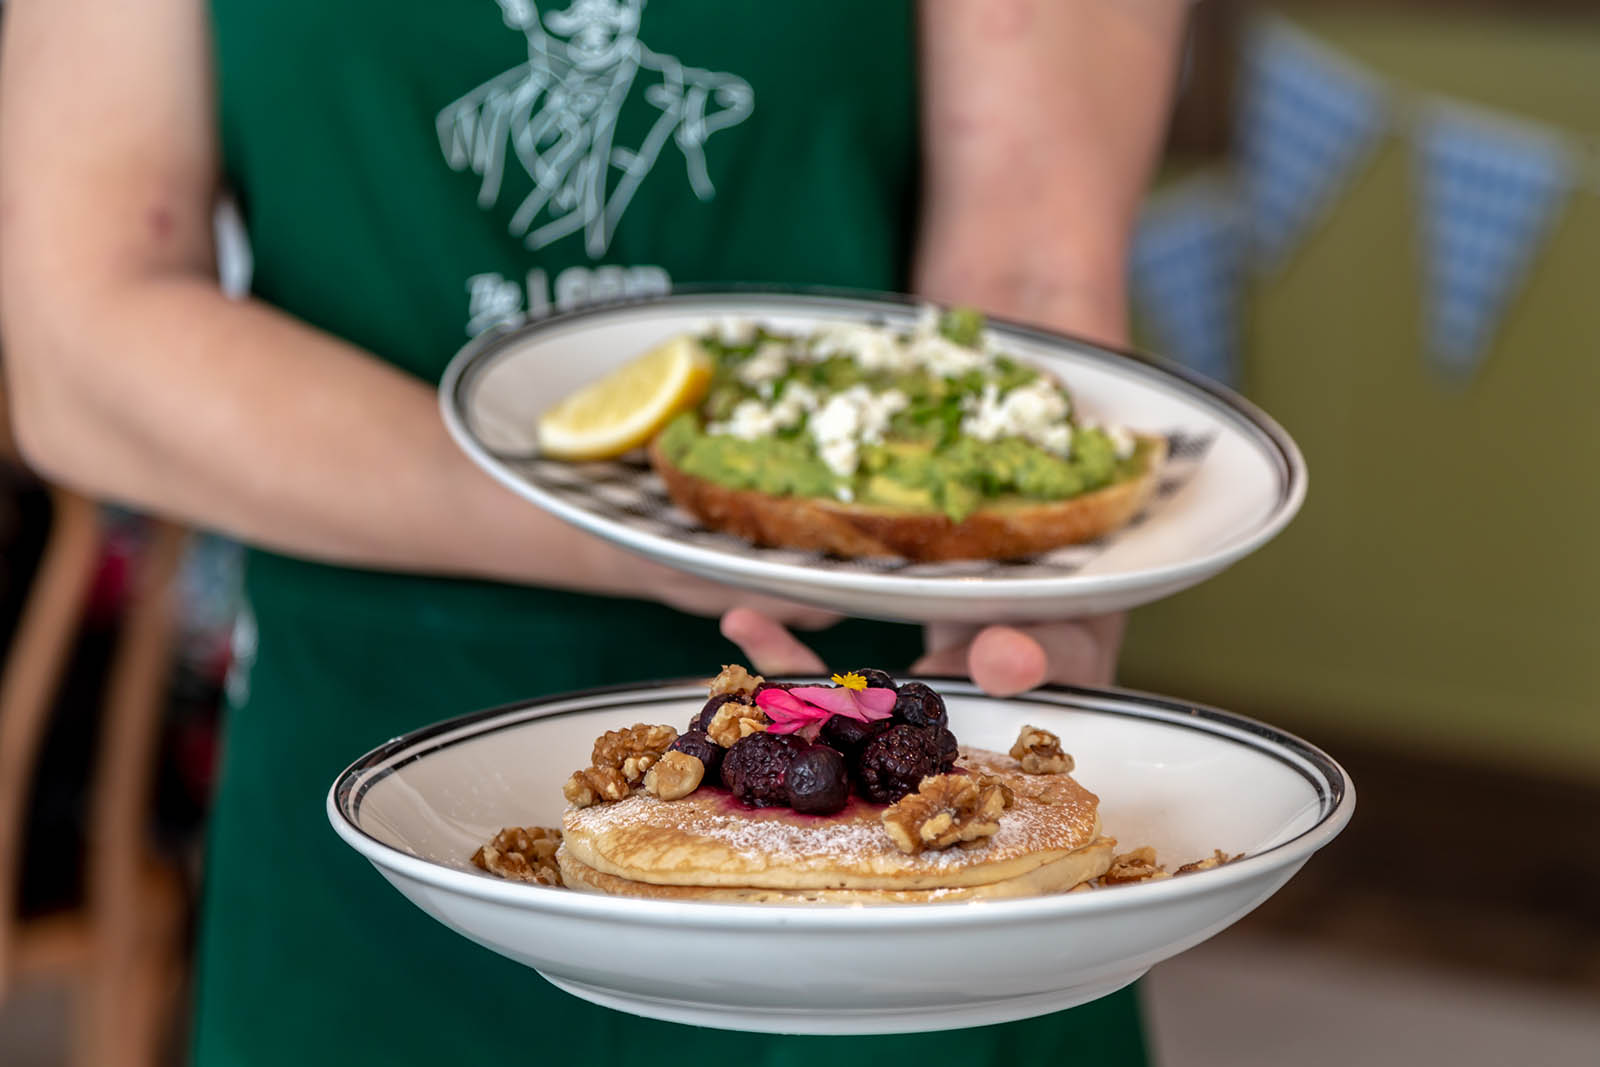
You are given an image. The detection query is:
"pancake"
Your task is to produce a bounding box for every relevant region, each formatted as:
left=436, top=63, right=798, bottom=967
left=557, top=837, right=1115, bottom=903
left=560, top=748, right=1103, bottom=893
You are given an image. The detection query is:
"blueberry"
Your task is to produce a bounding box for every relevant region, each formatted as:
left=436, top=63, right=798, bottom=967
left=856, top=724, right=943, bottom=804
left=668, top=730, right=724, bottom=788
left=820, top=713, right=891, bottom=756
left=721, top=732, right=801, bottom=808
left=784, top=744, right=850, bottom=815
left=848, top=668, right=899, bottom=692
left=892, top=682, right=948, bottom=729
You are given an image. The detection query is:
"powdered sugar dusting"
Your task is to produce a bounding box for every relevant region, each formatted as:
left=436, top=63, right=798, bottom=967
left=565, top=747, right=1099, bottom=880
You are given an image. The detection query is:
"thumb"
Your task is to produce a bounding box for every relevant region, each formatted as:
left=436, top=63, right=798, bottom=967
left=719, top=608, right=828, bottom=676
left=966, top=626, right=1049, bottom=697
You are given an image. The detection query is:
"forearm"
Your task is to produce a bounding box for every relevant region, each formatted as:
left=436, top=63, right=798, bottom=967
left=910, top=0, right=1188, bottom=687
left=915, top=0, right=1188, bottom=344
left=0, top=0, right=832, bottom=617
left=5, top=274, right=651, bottom=595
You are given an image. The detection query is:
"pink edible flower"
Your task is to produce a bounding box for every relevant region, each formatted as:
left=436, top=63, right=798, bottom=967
left=756, top=674, right=897, bottom=742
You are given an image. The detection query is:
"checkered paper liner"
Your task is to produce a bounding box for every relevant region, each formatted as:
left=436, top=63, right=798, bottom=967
left=503, top=429, right=1216, bottom=581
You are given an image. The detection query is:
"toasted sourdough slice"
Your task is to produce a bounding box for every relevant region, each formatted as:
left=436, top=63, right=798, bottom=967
left=647, top=434, right=1166, bottom=562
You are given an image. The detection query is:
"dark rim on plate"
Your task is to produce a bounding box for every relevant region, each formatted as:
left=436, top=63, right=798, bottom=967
left=332, top=678, right=1349, bottom=894
left=442, top=289, right=1305, bottom=576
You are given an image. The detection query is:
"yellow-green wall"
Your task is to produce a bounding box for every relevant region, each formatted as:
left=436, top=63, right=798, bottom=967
left=1122, top=10, right=1600, bottom=781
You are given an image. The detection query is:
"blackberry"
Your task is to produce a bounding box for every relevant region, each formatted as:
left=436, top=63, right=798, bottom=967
left=892, top=682, right=948, bottom=729
left=856, top=724, right=943, bottom=804
left=784, top=744, right=850, bottom=815
left=935, top=727, right=959, bottom=771
left=721, top=732, right=802, bottom=808
left=668, top=730, right=724, bottom=788
left=848, top=668, right=899, bottom=692
left=820, top=713, right=890, bottom=757
left=692, top=692, right=750, bottom=733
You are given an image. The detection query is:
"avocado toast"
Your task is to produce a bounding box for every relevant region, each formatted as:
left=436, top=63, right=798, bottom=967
left=648, top=308, right=1165, bottom=561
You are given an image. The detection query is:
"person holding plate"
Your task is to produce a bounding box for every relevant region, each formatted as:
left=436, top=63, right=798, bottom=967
left=0, top=0, right=1189, bottom=1063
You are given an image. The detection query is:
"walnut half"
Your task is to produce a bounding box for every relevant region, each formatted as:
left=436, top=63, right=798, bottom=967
left=881, top=773, right=1014, bottom=855
left=707, top=663, right=764, bottom=698
left=643, top=750, right=705, bottom=800
left=1010, top=725, right=1075, bottom=775
left=1101, top=846, right=1170, bottom=885
left=1176, top=849, right=1241, bottom=875
left=591, top=723, right=679, bottom=784
left=563, top=765, right=629, bottom=808
left=706, top=701, right=768, bottom=748
left=471, top=826, right=563, bottom=886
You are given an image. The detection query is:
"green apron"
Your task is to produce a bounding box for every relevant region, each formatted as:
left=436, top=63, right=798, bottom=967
left=196, top=3, right=1146, bottom=1062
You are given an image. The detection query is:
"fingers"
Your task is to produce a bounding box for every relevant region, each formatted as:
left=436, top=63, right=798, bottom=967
left=720, top=608, right=829, bottom=675
left=913, top=614, right=1129, bottom=696
left=1005, top=614, right=1126, bottom=689
left=756, top=600, right=842, bottom=632
left=909, top=622, right=977, bottom=676
left=967, top=625, right=1050, bottom=697
left=646, top=562, right=839, bottom=630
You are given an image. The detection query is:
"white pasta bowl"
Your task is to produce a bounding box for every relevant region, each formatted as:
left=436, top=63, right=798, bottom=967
left=329, top=680, right=1353, bottom=1034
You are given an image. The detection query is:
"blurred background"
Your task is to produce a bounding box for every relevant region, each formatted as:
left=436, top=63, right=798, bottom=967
left=1, top=1, right=1596, bottom=1064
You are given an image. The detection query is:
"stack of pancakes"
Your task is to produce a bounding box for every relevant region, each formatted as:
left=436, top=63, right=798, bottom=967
left=559, top=749, right=1115, bottom=903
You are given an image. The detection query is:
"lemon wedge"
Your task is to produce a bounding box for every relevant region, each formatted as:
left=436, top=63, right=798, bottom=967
left=536, top=334, right=713, bottom=460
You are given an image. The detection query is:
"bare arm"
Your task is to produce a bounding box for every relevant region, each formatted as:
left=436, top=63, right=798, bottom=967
left=913, top=0, right=1188, bottom=690
left=0, top=0, right=827, bottom=624
left=915, top=0, right=1186, bottom=346
left=718, top=2, right=1189, bottom=690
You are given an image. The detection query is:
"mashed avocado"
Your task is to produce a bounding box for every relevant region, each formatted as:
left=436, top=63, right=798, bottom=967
left=657, top=309, right=1147, bottom=522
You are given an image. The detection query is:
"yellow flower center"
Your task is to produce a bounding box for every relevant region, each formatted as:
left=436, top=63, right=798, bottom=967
left=831, top=672, right=868, bottom=691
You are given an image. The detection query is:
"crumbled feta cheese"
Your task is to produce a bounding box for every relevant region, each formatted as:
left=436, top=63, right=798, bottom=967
left=904, top=305, right=992, bottom=376
left=907, top=332, right=988, bottom=377
left=1034, top=423, right=1073, bottom=456
left=805, top=312, right=998, bottom=382
left=1079, top=418, right=1138, bottom=460
left=707, top=382, right=820, bottom=440
left=1106, top=425, right=1136, bottom=460
left=961, top=379, right=1073, bottom=456
left=709, top=399, right=783, bottom=440
left=737, top=340, right=791, bottom=387
left=807, top=385, right=908, bottom=477
left=771, top=382, right=820, bottom=426
left=716, top=317, right=757, bottom=345
left=810, top=324, right=916, bottom=375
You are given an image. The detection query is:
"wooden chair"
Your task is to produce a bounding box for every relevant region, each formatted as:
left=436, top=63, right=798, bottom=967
left=0, top=381, right=191, bottom=1067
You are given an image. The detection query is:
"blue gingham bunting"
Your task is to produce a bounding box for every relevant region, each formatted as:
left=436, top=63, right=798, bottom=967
left=1130, top=176, right=1246, bottom=387
left=1415, top=101, right=1574, bottom=379
left=1237, top=17, right=1386, bottom=269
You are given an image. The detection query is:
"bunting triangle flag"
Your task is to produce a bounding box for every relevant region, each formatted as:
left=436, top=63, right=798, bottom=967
left=1415, top=101, right=1574, bottom=379
left=1237, top=18, right=1387, bottom=269
left=1130, top=176, right=1246, bottom=387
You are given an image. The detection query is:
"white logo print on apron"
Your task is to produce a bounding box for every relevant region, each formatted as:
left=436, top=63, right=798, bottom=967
left=438, top=0, right=755, bottom=257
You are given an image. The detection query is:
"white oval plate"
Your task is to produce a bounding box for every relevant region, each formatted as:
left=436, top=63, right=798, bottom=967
left=329, top=680, right=1353, bottom=1035
left=439, top=290, right=1306, bottom=624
